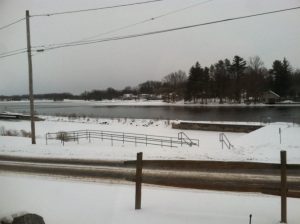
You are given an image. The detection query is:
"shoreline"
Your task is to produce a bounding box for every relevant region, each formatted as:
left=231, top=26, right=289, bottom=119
left=1, top=99, right=300, bottom=107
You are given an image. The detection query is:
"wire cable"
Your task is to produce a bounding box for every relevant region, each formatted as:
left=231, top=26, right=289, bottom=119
left=31, top=0, right=164, bottom=17
left=0, top=17, right=25, bottom=31
left=0, top=50, right=27, bottom=59
left=79, top=0, right=214, bottom=42
left=37, top=5, right=300, bottom=52
left=0, top=48, right=27, bottom=56
left=34, top=0, right=213, bottom=49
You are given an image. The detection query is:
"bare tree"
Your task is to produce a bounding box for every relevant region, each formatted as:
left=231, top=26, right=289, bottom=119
left=248, top=56, right=265, bottom=73
left=162, top=70, right=187, bottom=87
left=244, top=56, right=267, bottom=102
left=162, top=70, right=187, bottom=102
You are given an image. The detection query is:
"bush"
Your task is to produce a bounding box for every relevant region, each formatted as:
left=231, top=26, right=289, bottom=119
left=56, top=132, right=73, bottom=142
left=0, top=126, right=31, bottom=138
left=20, top=129, right=32, bottom=138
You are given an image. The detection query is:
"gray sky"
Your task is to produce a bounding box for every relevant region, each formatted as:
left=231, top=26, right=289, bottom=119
left=0, top=0, right=300, bottom=95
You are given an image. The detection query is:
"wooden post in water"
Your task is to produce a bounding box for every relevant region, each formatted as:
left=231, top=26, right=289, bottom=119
left=135, top=152, right=143, bottom=210
left=280, top=150, right=287, bottom=223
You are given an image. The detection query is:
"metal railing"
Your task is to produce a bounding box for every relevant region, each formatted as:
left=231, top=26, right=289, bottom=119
left=219, top=133, right=233, bottom=149
left=178, top=132, right=199, bottom=147
left=46, top=130, right=199, bottom=148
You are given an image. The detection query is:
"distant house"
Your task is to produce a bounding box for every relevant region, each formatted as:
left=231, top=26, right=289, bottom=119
left=122, top=94, right=138, bottom=100
left=263, top=90, right=280, bottom=104
left=139, top=94, right=161, bottom=101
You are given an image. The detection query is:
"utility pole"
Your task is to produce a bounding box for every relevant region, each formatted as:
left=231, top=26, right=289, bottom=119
left=26, top=10, right=36, bottom=144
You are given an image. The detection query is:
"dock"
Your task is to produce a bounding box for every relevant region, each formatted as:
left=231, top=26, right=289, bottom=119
left=172, top=121, right=263, bottom=133
left=0, top=112, right=43, bottom=121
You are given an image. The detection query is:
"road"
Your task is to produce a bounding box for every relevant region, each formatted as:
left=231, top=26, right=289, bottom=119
left=0, top=155, right=299, bottom=198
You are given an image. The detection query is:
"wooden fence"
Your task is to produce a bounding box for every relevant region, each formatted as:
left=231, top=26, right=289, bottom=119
left=125, top=151, right=300, bottom=223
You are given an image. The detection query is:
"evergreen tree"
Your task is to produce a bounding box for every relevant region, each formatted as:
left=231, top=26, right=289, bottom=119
left=271, top=58, right=291, bottom=97
left=185, top=62, right=210, bottom=103
left=185, top=62, right=201, bottom=102
left=213, top=60, right=229, bottom=103
left=230, top=55, right=247, bottom=102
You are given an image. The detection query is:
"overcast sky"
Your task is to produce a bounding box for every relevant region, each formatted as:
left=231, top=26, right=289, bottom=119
left=0, top=0, right=300, bottom=95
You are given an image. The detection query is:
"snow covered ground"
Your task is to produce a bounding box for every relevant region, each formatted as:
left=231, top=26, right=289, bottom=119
left=0, top=116, right=299, bottom=162
left=1, top=116, right=300, bottom=223
left=0, top=173, right=299, bottom=224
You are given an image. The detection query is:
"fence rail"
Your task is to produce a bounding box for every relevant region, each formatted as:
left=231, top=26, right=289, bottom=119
left=129, top=151, right=300, bottom=223
left=46, top=130, right=199, bottom=148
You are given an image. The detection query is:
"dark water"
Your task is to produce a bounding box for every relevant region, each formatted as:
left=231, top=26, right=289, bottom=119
left=0, top=101, right=299, bottom=122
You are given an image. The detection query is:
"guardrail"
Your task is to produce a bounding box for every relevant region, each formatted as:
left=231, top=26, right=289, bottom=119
left=219, top=133, right=233, bottom=149
left=127, top=151, right=299, bottom=223
left=178, top=132, right=199, bottom=147
left=46, top=130, right=199, bottom=148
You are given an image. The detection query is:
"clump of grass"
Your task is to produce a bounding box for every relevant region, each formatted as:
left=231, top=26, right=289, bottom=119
left=68, top=113, right=78, bottom=120
left=0, top=126, right=31, bottom=138
left=56, top=132, right=73, bottom=142
left=20, top=130, right=32, bottom=138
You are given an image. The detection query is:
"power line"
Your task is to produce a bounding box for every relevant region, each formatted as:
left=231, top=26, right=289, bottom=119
left=61, top=0, right=214, bottom=46
left=34, top=0, right=213, bottom=49
left=31, top=0, right=164, bottom=17
left=37, top=5, right=300, bottom=52
left=0, top=48, right=27, bottom=56
left=0, top=50, right=26, bottom=59
left=0, top=17, right=25, bottom=31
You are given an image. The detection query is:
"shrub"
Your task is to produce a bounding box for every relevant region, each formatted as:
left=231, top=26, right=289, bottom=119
left=20, top=130, right=32, bottom=138
left=0, top=126, right=31, bottom=138
left=56, top=132, right=73, bottom=142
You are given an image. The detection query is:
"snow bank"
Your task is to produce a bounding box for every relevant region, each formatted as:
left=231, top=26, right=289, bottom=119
left=0, top=174, right=299, bottom=224
left=234, top=123, right=300, bottom=163
left=0, top=117, right=299, bottom=163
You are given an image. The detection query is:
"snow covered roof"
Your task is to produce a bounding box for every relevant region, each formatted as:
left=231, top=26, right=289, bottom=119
left=264, top=90, right=280, bottom=98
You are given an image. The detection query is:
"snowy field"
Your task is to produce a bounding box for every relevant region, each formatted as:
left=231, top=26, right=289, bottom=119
left=0, top=116, right=299, bottom=162
left=1, top=116, right=300, bottom=223
left=0, top=173, right=300, bottom=224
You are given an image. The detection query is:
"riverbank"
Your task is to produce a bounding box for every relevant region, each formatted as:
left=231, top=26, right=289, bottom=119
left=0, top=116, right=299, bottom=163
left=1, top=99, right=300, bottom=107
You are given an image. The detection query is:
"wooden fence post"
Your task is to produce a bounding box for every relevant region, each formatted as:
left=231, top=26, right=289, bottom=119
left=280, top=150, right=287, bottom=223
left=135, top=152, right=143, bottom=210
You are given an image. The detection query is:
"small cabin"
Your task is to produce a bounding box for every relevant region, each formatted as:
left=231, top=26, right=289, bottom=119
left=263, top=90, right=280, bottom=104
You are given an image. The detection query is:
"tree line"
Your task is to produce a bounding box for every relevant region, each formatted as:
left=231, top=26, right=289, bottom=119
left=1, top=55, right=299, bottom=103
left=135, top=55, right=300, bottom=103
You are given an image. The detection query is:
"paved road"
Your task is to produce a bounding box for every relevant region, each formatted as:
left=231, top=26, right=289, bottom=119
left=0, top=155, right=299, bottom=198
